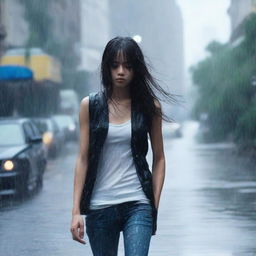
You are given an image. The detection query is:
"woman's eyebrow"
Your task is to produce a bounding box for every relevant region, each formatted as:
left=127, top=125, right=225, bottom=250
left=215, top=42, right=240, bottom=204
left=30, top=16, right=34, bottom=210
left=112, top=61, right=131, bottom=64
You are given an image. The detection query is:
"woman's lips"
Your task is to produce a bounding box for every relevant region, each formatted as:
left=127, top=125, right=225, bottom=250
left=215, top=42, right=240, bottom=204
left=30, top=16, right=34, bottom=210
left=116, top=78, right=125, bottom=82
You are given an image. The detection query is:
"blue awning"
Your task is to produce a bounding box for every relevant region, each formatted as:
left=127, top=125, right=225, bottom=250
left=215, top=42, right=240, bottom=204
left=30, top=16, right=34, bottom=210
left=0, top=65, right=33, bottom=81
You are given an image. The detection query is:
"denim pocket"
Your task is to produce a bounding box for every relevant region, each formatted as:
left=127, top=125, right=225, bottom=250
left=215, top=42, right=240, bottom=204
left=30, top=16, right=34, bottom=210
left=85, top=209, right=105, bottom=229
left=135, top=203, right=152, bottom=210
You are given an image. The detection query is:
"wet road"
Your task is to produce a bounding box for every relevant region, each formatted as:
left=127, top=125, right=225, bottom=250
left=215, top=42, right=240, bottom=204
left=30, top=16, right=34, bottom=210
left=0, top=121, right=256, bottom=256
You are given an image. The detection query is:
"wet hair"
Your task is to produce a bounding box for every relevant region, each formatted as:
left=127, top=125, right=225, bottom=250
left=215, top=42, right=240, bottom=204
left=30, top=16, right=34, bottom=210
left=100, top=36, right=179, bottom=125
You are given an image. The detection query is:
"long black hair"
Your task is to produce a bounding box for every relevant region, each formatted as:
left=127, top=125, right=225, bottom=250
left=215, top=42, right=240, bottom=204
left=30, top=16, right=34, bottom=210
left=100, top=36, right=179, bottom=125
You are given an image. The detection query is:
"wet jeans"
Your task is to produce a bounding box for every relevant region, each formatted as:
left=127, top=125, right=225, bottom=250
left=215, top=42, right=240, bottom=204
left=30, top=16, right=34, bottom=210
left=85, top=201, right=153, bottom=256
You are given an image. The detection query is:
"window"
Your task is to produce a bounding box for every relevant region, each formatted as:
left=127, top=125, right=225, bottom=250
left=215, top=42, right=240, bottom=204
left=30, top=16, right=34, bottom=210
left=23, top=122, right=35, bottom=141
left=0, top=123, right=25, bottom=146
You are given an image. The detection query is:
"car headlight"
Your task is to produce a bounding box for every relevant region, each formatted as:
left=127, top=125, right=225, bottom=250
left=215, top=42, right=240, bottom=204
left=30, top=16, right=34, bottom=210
left=43, top=132, right=53, bottom=145
left=2, top=160, right=15, bottom=171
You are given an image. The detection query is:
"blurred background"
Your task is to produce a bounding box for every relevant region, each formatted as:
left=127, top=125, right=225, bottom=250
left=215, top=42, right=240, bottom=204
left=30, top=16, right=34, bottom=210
left=0, top=1, right=256, bottom=255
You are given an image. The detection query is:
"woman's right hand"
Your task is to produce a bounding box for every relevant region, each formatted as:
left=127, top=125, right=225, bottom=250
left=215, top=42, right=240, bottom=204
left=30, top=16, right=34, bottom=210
left=70, top=214, right=86, bottom=244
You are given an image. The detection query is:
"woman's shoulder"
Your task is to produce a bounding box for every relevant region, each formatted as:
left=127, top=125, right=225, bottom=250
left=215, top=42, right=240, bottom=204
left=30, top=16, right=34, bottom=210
left=80, top=91, right=106, bottom=117
left=80, top=91, right=102, bottom=106
left=89, top=90, right=105, bottom=103
left=80, top=96, right=89, bottom=107
left=153, top=98, right=161, bottom=109
left=79, top=97, right=89, bottom=116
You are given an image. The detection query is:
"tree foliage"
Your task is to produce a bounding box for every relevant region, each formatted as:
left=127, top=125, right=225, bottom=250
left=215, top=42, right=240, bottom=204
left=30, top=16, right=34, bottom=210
left=191, top=13, right=256, bottom=146
left=19, top=0, right=53, bottom=51
left=19, top=0, right=83, bottom=90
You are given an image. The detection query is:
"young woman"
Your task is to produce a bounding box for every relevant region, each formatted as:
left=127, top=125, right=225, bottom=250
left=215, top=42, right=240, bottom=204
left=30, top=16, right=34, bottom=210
left=70, top=36, right=176, bottom=256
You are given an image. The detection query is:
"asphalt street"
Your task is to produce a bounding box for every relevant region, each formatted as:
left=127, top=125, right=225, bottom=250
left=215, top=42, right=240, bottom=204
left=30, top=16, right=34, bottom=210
left=1, top=121, right=256, bottom=256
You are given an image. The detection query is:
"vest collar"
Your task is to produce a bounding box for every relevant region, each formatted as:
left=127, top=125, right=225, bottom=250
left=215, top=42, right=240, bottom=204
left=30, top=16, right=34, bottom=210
left=100, top=90, right=137, bottom=134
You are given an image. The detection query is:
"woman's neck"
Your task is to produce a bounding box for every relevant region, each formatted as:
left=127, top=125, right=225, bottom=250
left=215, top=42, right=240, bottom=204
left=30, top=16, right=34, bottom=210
left=111, top=88, right=131, bottom=102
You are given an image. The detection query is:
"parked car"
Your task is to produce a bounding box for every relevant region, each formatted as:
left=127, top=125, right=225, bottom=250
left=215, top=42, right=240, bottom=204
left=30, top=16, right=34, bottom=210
left=0, top=118, right=47, bottom=199
left=52, top=114, right=78, bottom=141
left=162, top=121, right=183, bottom=138
left=32, top=117, right=65, bottom=158
left=170, top=122, right=183, bottom=138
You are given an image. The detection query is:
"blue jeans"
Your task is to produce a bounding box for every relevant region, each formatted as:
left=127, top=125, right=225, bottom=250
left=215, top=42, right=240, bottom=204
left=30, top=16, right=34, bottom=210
left=85, top=200, right=153, bottom=256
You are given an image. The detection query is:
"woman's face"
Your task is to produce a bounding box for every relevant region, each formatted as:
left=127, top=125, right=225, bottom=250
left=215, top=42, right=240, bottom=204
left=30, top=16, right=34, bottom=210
left=110, top=51, right=134, bottom=89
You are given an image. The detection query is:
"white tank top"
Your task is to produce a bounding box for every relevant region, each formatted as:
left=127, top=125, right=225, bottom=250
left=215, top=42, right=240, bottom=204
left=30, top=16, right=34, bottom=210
left=89, top=118, right=150, bottom=210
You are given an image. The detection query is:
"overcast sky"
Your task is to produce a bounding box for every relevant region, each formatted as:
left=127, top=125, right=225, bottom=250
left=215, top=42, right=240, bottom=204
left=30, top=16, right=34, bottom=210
left=177, top=0, right=231, bottom=70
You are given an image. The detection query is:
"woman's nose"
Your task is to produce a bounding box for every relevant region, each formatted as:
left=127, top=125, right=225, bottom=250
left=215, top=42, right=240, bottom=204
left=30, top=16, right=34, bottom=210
left=117, top=65, right=124, bottom=74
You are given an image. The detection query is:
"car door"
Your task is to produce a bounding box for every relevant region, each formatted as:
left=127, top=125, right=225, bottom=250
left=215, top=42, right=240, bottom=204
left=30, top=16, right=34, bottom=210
left=30, top=121, right=46, bottom=173
left=23, top=122, right=40, bottom=184
left=51, top=119, right=61, bottom=151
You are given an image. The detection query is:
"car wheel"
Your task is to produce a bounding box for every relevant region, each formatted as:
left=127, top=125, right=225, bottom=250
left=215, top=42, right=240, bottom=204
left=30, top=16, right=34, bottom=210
left=49, top=145, right=58, bottom=158
left=36, top=172, right=43, bottom=190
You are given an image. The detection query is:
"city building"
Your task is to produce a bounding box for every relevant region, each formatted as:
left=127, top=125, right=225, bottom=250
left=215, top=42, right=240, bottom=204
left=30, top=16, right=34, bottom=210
left=0, top=0, right=81, bottom=54
left=49, top=0, right=81, bottom=55
left=0, top=0, right=28, bottom=49
left=0, top=1, right=6, bottom=56
left=228, top=0, right=256, bottom=43
left=108, top=0, right=185, bottom=120
left=80, top=0, right=110, bottom=91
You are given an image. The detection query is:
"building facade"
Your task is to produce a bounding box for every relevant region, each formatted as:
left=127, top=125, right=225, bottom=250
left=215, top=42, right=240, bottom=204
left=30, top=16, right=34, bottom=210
left=1, top=0, right=29, bottom=49
left=0, top=0, right=81, bottom=53
left=0, top=1, right=7, bottom=56
left=228, top=0, right=256, bottom=42
left=80, top=0, right=110, bottom=91
left=80, top=0, right=110, bottom=71
left=50, top=0, right=81, bottom=53
left=108, top=0, right=185, bottom=120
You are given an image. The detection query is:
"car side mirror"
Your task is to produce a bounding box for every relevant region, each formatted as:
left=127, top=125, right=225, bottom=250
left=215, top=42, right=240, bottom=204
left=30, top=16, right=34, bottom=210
left=29, top=136, right=43, bottom=144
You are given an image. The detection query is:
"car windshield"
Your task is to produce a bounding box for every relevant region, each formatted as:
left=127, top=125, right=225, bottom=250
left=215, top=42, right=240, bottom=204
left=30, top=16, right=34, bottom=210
left=46, top=120, right=54, bottom=131
left=0, top=123, right=25, bottom=146
left=34, top=119, right=53, bottom=133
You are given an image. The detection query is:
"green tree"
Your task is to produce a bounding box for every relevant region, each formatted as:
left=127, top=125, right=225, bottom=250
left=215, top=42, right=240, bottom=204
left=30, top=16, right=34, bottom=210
left=19, top=0, right=83, bottom=90
left=191, top=13, right=256, bottom=148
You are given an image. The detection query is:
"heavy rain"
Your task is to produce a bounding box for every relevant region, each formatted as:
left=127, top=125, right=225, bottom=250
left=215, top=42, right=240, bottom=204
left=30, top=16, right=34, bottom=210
left=0, top=0, right=256, bottom=255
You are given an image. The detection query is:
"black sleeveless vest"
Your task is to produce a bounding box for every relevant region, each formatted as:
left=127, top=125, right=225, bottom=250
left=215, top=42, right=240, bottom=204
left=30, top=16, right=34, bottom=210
left=79, top=90, right=158, bottom=235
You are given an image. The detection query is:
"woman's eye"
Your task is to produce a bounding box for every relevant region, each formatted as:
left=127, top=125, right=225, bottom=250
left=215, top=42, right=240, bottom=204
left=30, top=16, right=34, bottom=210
left=125, top=65, right=132, bottom=69
left=111, top=63, right=132, bottom=69
left=111, top=63, right=118, bottom=68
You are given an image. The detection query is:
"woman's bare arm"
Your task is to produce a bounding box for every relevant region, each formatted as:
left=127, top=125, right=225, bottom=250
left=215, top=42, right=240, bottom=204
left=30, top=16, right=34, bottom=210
left=149, top=99, right=166, bottom=210
left=70, top=96, right=90, bottom=244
